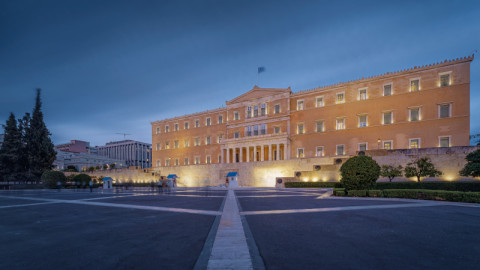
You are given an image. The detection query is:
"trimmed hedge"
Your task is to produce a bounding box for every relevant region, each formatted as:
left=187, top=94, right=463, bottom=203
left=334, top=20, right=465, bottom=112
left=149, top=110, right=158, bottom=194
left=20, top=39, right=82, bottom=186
left=333, top=188, right=345, bottom=196
left=285, top=182, right=338, bottom=188
left=368, top=190, right=384, bottom=197
left=382, top=189, right=480, bottom=203
left=348, top=190, right=367, bottom=197
left=374, top=181, right=480, bottom=192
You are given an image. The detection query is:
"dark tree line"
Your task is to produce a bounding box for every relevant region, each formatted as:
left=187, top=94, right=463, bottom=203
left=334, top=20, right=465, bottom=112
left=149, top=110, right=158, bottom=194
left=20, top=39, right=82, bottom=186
left=0, top=89, right=56, bottom=183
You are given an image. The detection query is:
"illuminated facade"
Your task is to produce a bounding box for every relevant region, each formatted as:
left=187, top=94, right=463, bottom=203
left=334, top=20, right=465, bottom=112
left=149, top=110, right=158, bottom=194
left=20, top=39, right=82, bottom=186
left=152, top=55, right=472, bottom=170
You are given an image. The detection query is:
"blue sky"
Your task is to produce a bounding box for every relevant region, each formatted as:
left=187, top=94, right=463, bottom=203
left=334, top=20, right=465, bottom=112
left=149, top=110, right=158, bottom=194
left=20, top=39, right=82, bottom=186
left=1, top=0, right=479, bottom=146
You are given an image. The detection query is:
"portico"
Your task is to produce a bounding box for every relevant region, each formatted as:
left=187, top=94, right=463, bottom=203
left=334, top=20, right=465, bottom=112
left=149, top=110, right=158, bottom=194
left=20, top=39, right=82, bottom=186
left=220, top=134, right=290, bottom=163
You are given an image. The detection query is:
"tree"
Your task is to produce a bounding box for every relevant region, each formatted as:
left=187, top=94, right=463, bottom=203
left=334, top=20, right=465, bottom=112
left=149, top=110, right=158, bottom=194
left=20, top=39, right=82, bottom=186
left=340, top=156, right=380, bottom=190
left=103, top=164, right=108, bottom=170
left=404, top=157, right=442, bottom=182
left=380, top=165, right=403, bottom=182
left=25, top=89, right=56, bottom=180
left=66, top=165, right=78, bottom=172
left=0, top=113, right=23, bottom=182
left=73, top=174, right=91, bottom=185
left=460, top=149, right=480, bottom=177
left=110, top=163, right=116, bottom=169
left=87, top=166, right=95, bottom=172
left=41, top=170, right=67, bottom=188
left=17, top=113, right=31, bottom=177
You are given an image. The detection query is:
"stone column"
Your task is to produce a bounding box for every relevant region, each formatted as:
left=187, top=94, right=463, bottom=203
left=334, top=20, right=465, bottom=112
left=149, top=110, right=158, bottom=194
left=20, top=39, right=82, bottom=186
left=276, top=144, right=280, bottom=160
left=226, top=148, right=230, bottom=163
left=283, top=143, right=287, bottom=160
left=261, top=145, right=265, bottom=161
left=239, top=147, right=243, bottom=163
left=246, top=147, right=250, bottom=162
left=253, top=146, right=257, bottom=162
left=234, top=148, right=237, bottom=163
left=269, top=145, right=272, bottom=161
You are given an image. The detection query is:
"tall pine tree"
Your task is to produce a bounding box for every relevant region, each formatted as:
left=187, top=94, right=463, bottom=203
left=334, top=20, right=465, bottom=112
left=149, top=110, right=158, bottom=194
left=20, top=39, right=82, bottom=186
left=26, top=89, right=56, bottom=180
left=0, top=113, right=23, bottom=182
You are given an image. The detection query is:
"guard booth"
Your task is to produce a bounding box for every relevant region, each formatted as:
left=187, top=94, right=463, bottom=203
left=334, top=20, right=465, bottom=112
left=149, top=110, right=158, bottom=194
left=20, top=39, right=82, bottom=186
left=167, top=174, right=179, bottom=187
left=102, top=177, right=115, bottom=190
left=225, top=172, right=239, bottom=188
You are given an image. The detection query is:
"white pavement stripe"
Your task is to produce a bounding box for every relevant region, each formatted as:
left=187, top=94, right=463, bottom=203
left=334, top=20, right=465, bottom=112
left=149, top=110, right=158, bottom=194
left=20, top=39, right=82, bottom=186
left=316, top=190, right=333, bottom=199
left=240, top=202, right=440, bottom=216
left=0, top=201, right=58, bottom=209
left=207, top=189, right=253, bottom=270
left=236, top=194, right=322, bottom=198
left=0, top=195, right=221, bottom=216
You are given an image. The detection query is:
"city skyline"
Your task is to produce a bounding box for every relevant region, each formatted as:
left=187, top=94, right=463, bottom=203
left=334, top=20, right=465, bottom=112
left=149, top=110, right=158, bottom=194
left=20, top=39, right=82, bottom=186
left=1, top=0, right=479, bottom=146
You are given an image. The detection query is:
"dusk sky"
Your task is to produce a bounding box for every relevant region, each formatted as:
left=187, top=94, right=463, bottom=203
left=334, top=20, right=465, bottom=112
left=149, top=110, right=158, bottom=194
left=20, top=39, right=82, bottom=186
left=1, top=0, right=479, bottom=146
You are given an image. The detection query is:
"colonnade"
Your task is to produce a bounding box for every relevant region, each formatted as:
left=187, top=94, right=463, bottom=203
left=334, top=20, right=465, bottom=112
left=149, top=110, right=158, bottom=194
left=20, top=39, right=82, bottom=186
left=220, top=143, right=288, bottom=163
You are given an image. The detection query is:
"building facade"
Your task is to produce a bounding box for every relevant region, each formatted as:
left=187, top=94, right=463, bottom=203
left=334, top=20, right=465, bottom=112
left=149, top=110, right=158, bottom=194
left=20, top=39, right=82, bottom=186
left=55, top=140, right=97, bottom=154
left=53, top=151, right=126, bottom=172
left=151, top=55, right=473, bottom=184
left=97, top=140, right=152, bottom=168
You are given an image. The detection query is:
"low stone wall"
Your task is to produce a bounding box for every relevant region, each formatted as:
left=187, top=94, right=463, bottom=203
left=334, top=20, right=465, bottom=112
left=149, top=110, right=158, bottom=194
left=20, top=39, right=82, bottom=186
left=67, top=146, right=479, bottom=187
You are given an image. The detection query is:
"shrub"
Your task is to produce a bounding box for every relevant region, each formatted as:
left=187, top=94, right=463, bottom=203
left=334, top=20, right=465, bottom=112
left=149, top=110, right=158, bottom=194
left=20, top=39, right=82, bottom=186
left=348, top=190, right=368, bottom=197
left=41, top=170, right=67, bottom=188
left=380, top=165, right=403, bottom=182
left=335, top=190, right=346, bottom=196
left=373, top=181, right=480, bottom=192
left=340, top=156, right=380, bottom=190
left=404, top=157, right=442, bottom=182
left=382, top=189, right=421, bottom=199
left=333, top=188, right=345, bottom=195
left=285, top=182, right=338, bottom=188
left=368, top=190, right=383, bottom=197
left=73, top=174, right=91, bottom=185
left=460, top=149, right=480, bottom=178
left=462, top=192, right=480, bottom=203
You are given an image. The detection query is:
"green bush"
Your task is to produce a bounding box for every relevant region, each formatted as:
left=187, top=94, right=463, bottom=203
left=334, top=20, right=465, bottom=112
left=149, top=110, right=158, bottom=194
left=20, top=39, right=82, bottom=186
left=462, top=192, right=480, bottom=203
left=348, top=190, right=368, bottom=197
left=340, top=156, right=380, bottom=190
left=285, top=182, right=338, bottom=188
left=374, top=181, right=480, bottom=192
left=382, top=189, right=422, bottom=199
left=368, top=190, right=384, bottom=197
left=333, top=188, right=345, bottom=195
left=41, top=170, right=67, bottom=189
left=72, top=174, right=91, bottom=185
left=335, top=190, right=346, bottom=196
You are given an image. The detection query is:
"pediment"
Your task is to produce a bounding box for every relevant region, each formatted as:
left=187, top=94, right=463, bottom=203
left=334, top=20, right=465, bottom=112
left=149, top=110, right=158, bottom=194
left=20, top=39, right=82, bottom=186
left=226, top=86, right=291, bottom=105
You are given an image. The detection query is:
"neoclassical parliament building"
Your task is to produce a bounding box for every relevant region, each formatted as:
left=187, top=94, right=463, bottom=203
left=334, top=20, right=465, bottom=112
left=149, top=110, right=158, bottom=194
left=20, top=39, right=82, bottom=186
left=151, top=55, right=473, bottom=186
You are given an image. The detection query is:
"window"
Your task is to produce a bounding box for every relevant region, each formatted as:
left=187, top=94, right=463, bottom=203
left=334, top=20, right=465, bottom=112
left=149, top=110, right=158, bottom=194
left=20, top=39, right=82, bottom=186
left=316, top=121, right=324, bottom=132
left=195, top=119, right=200, bottom=128
left=234, top=111, right=240, bottom=120
left=439, top=104, right=451, bottom=118
left=336, top=92, right=345, bottom=104
left=206, top=117, right=211, bottom=126
left=383, top=140, right=393, bottom=150
left=409, top=108, right=420, bottom=122
left=175, top=159, right=179, bottom=166
left=247, top=107, right=252, bottom=118
left=218, top=115, right=223, bottom=124
left=316, top=96, right=324, bottom=107
left=165, top=125, right=170, bottom=133
left=184, top=139, right=189, bottom=147
left=254, top=126, right=259, bottom=136
left=261, top=104, right=266, bottom=116
left=246, top=126, right=252, bottom=136
left=383, top=84, right=392, bottom=96
left=316, top=146, right=324, bottom=157
left=440, top=73, right=451, bottom=87
left=254, top=105, right=259, bottom=117
left=184, top=122, right=189, bottom=130
left=156, top=127, right=160, bottom=134
left=195, top=156, right=200, bottom=165
left=165, top=159, right=170, bottom=166
left=156, top=160, right=160, bottom=167
left=174, top=123, right=179, bottom=131
left=410, top=79, right=420, bottom=92
left=206, top=136, right=211, bottom=145
left=297, top=123, right=304, bottom=134
left=336, top=145, right=345, bottom=155
left=261, top=124, right=266, bottom=135
left=409, top=138, right=420, bottom=149
left=184, top=158, right=189, bottom=165
left=358, top=143, right=367, bottom=151
left=297, top=148, right=304, bottom=158
left=439, top=136, right=450, bottom=147
left=297, top=100, right=304, bottom=110
left=359, top=88, right=367, bottom=100
left=174, top=140, right=179, bottom=149
left=206, top=155, right=211, bottom=164
left=165, top=141, right=170, bottom=149
left=218, top=155, right=221, bottom=163
left=358, top=115, right=367, bottom=127
left=217, top=134, right=223, bottom=143
left=156, top=143, right=160, bottom=151
left=383, top=112, right=392, bottom=125
left=274, top=126, right=281, bottom=134
left=234, top=132, right=239, bottom=138
left=336, top=118, right=345, bottom=130
left=274, top=104, right=280, bottom=114
left=194, top=138, right=200, bottom=146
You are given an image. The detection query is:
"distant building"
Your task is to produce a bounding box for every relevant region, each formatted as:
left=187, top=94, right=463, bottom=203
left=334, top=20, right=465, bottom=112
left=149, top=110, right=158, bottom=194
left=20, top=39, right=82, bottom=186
left=55, top=140, right=97, bottom=154
left=0, top=134, right=4, bottom=149
left=53, top=150, right=126, bottom=172
left=97, top=140, right=152, bottom=168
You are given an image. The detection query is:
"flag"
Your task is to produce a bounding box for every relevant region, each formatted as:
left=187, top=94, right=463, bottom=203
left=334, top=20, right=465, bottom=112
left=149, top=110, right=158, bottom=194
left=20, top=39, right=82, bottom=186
left=258, top=66, right=265, bottom=74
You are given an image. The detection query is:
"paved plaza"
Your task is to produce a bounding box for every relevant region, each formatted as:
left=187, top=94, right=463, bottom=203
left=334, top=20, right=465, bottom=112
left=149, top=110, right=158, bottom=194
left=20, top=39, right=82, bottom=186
left=0, top=188, right=479, bottom=269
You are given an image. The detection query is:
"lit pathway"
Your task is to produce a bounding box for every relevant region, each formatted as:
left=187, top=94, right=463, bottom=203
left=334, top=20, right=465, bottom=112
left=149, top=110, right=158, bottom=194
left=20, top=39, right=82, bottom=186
left=207, top=189, right=253, bottom=270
